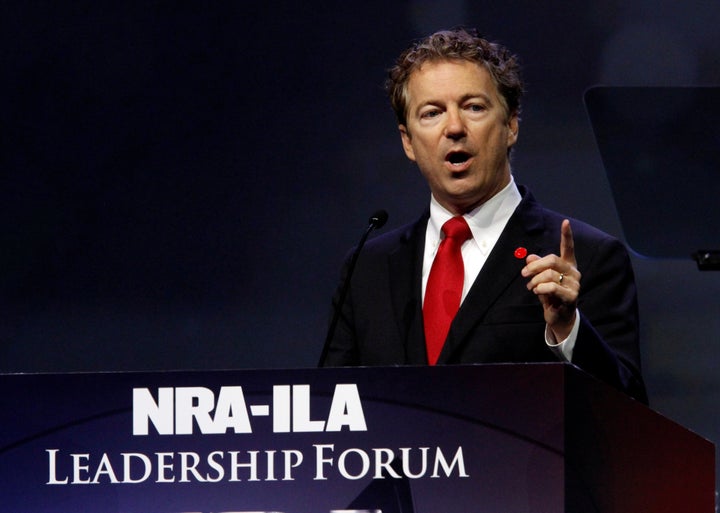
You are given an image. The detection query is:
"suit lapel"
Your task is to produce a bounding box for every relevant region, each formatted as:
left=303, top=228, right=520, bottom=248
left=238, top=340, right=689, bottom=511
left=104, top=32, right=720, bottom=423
left=388, top=213, right=428, bottom=364
left=436, top=189, right=549, bottom=363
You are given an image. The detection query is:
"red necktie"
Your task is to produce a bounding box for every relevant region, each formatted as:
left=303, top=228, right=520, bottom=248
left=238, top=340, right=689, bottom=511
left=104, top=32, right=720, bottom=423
left=423, top=216, right=472, bottom=365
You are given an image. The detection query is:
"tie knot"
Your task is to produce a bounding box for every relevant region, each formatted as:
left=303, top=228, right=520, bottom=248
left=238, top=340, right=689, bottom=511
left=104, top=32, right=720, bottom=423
left=442, top=216, right=472, bottom=242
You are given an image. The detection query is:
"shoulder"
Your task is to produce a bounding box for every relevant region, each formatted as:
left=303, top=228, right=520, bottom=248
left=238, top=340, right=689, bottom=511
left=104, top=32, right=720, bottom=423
left=516, top=185, right=630, bottom=268
left=518, top=185, right=620, bottom=245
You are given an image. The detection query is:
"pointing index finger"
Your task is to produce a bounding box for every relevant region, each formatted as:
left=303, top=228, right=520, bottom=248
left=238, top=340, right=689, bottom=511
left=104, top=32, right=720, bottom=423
left=560, top=219, right=576, bottom=264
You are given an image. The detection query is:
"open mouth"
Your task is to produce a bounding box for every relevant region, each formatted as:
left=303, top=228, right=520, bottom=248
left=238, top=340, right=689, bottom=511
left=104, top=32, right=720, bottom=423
left=446, top=151, right=472, bottom=167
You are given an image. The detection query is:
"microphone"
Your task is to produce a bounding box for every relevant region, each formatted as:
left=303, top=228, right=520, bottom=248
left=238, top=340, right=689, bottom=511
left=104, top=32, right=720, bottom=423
left=318, top=209, right=389, bottom=367
left=369, top=209, right=389, bottom=230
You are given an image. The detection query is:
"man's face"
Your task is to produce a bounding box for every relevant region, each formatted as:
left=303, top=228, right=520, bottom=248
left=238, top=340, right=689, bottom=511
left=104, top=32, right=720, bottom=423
left=399, top=59, right=519, bottom=215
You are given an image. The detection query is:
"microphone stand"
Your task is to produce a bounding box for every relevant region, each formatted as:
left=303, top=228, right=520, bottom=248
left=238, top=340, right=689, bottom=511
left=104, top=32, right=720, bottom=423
left=318, top=210, right=388, bottom=367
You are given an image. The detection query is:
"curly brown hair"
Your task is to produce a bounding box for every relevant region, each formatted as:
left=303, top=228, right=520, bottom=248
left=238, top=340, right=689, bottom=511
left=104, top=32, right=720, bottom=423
left=386, top=28, right=524, bottom=126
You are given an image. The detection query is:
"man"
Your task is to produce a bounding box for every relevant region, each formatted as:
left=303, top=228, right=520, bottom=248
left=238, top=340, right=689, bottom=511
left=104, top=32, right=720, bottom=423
left=321, top=28, right=647, bottom=404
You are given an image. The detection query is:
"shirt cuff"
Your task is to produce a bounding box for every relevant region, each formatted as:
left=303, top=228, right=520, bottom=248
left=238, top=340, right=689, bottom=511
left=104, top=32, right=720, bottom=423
left=545, top=310, right=581, bottom=362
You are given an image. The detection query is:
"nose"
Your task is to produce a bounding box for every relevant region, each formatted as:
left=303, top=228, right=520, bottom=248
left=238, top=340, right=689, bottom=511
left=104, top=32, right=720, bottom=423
left=443, top=108, right=466, bottom=140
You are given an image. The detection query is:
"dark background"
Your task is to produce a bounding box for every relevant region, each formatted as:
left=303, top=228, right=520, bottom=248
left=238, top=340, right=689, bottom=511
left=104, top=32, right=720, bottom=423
left=2, top=0, right=719, bottom=485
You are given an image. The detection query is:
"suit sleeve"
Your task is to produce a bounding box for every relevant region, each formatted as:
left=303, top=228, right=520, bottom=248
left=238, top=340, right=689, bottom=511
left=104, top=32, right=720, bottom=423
left=571, top=234, right=648, bottom=404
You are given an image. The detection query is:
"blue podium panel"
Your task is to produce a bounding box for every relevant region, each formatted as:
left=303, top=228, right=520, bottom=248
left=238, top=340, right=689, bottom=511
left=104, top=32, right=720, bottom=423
left=0, top=363, right=713, bottom=513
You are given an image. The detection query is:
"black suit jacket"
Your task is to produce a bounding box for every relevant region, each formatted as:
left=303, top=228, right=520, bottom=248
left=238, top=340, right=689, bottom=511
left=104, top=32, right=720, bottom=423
left=323, top=186, right=647, bottom=403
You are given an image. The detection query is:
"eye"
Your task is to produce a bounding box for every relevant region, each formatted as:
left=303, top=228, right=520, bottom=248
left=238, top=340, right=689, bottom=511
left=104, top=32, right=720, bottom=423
left=420, top=108, right=441, bottom=119
left=467, top=103, right=487, bottom=113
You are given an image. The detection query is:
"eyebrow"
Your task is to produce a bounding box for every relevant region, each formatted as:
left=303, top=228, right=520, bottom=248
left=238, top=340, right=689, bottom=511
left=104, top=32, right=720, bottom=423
left=459, top=92, right=494, bottom=104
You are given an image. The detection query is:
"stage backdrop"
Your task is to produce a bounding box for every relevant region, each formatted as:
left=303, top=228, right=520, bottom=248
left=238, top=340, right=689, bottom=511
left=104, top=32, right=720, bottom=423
left=2, top=0, right=719, bottom=491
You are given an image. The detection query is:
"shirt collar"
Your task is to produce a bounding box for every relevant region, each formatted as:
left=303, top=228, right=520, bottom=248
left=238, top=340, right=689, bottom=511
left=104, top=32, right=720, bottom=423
left=428, top=177, right=522, bottom=246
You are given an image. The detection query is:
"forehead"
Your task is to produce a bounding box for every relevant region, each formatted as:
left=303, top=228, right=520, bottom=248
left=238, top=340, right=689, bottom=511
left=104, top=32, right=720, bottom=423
left=405, top=59, right=499, bottom=104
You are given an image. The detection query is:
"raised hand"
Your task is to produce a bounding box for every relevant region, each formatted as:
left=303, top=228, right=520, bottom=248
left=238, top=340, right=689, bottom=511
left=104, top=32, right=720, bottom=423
left=521, top=219, right=581, bottom=341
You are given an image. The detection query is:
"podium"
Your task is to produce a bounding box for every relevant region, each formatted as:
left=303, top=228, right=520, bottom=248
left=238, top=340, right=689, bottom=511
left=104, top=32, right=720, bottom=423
left=0, top=363, right=714, bottom=512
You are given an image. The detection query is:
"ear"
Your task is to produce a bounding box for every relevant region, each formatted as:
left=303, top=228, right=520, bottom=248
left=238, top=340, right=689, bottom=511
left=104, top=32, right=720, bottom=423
left=507, top=113, right=519, bottom=148
left=399, top=125, right=416, bottom=161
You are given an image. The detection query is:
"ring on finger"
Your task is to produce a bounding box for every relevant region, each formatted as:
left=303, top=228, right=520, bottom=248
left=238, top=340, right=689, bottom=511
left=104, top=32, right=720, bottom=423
left=558, top=272, right=565, bottom=284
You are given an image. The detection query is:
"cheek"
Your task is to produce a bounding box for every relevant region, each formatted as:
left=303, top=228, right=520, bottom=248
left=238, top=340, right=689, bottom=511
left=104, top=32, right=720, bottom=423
left=410, top=136, right=436, bottom=159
